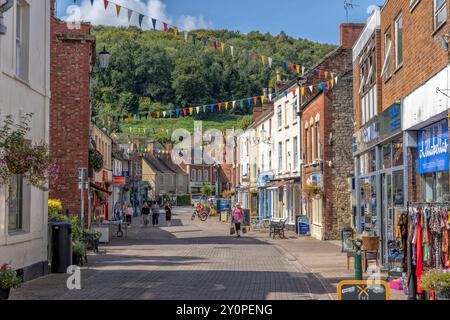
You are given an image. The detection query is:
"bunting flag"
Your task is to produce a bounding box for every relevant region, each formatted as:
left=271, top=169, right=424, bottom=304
left=95, top=0, right=336, bottom=80
left=127, top=8, right=132, bottom=22
left=101, top=77, right=338, bottom=124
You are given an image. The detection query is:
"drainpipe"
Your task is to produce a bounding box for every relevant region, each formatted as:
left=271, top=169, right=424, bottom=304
left=0, top=0, right=14, bottom=35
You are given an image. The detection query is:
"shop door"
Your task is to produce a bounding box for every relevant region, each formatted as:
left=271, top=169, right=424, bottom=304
left=381, top=173, right=392, bottom=265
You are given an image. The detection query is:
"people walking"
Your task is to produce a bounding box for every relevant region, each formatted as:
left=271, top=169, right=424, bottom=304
left=152, top=201, right=160, bottom=226
left=141, top=202, right=151, bottom=227
left=125, top=203, right=133, bottom=226
left=165, top=201, right=172, bottom=226
left=232, top=203, right=244, bottom=238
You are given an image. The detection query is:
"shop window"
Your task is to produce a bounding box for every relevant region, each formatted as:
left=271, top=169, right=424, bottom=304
left=393, top=171, right=404, bottom=206
left=360, top=176, right=378, bottom=235
left=382, top=143, right=392, bottom=170
left=423, top=172, right=450, bottom=202
left=361, top=149, right=377, bottom=175
left=436, top=171, right=450, bottom=202
left=392, top=138, right=404, bottom=167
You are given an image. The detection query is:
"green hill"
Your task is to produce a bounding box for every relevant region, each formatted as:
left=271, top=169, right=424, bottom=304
left=91, top=26, right=336, bottom=140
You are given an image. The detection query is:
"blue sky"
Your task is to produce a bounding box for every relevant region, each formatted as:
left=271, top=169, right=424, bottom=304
left=57, top=0, right=385, bottom=44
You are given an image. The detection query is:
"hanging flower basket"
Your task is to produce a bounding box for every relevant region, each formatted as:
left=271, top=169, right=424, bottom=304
left=302, top=183, right=324, bottom=199
left=0, top=264, right=21, bottom=300
left=0, top=114, right=58, bottom=191
left=89, top=149, right=104, bottom=172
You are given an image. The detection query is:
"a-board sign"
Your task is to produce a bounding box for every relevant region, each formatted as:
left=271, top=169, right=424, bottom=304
left=242, top=209, right=251, bottom=226
left=341, top=228, right=354, bottom=253
left=338, top=281, right=390, bottom=300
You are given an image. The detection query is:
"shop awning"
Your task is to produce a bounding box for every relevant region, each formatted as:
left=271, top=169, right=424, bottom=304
left=267, top=181, right=291, bottom=190
left=90, top=183, right=112, bottom=195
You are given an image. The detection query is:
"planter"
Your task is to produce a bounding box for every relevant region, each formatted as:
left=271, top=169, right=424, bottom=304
left=94, top=226, right=109, bottom=243
left=0, top=287, right=11, bottom=300
left=72, top=254, right=82, bottom=266
left=435, top=290, right=450, bottom=300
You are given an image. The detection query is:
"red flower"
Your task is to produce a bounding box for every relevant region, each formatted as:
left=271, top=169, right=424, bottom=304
left=1, top=264, right=9, bottom=271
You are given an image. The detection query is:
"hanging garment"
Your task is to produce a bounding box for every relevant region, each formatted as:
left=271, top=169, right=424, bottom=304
left=415, top=210, right=424, bottom=294
left=422, top=208, right=431, bottom=267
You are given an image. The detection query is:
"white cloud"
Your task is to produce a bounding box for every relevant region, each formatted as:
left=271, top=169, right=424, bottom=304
left=62, top=0, right=211, bottom=32
left=177, top=15, right=212, bottom=31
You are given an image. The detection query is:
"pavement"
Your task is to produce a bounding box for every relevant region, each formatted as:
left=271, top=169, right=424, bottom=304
left=10, top=206, right=407, bottom=300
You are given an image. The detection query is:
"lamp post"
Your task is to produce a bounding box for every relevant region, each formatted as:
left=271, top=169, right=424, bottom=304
left=78, top=168, right=89, bottom=228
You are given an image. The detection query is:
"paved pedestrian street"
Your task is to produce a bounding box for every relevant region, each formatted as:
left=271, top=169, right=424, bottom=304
left=10, top=207, right=343, bottom=300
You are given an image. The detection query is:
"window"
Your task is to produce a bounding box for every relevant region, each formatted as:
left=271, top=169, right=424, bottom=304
left=261, top=154, right=265, bottom=172
left=285, top=140, right=290, bottom=172
left=284, top=102, right=288, bottom=127
left=395, top=14, right=403, bottom=68
left=277, top=106, right=282, bottom=128
left=15, top=1, right=29, bottom=81
left=305, top=127, right=309, bottom=163
left=435, top=0, right=447, bottom=30
left=278, top=142, right=283, bottom=172
left=293, top=137, right=298, bottom=170
left=191, top=169, right=196, bottom=181
left=269, top=151, right=272, bottom=170
left=410, top=0, right=420, bottom=9
left=316, top=122, right=321, bottom=159
left=311, top=125, right=316, bottom=160
left=203, top=169, right=209, bottom=182
left=197, top=169, right=202, bottom=182
left=8, top=175, right=23, bottom=232
left=381, top=30, right=392, bottom=78
left=292, top=100, right=298, bottom=123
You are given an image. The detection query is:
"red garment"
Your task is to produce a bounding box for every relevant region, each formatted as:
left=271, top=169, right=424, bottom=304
left=416, top=212, right=424, bottom=294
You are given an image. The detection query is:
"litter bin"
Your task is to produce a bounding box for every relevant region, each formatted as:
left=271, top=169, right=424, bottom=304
left=51, top=222, right=72, bottom=273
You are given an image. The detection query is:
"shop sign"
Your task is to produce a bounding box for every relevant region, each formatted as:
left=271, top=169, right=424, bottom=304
left=113, top=177, right=127, bottom=186
left=363, top=122, right=379, bottom=145
left=418, top=119, right=449, bottom=174
left=338, top=281, right=390, bottom=300
left=122, top=171, right=129, bottom=177
left=379, top=102, right=401, bottom=138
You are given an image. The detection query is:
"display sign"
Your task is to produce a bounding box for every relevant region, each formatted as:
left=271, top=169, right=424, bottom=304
left=341, top=228, right=354, bottom=253
left=297, top=216, right=310, bottom=236
left=242, top=209, right=251, bottom=227
left=418, top=119, right=449, bottom=174
left=338, top=281, right=390, bottom=300
left=113, top=177, right=127, bottom=186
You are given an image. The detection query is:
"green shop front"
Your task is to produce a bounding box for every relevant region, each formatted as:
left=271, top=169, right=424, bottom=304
left=353, top=103, right=406, bottom=265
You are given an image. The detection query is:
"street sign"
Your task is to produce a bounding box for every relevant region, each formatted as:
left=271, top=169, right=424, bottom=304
left=337, top=281, right=390, bottom=300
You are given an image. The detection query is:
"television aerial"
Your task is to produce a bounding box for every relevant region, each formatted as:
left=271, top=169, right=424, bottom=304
left=344, top=0, right=359, bottom=22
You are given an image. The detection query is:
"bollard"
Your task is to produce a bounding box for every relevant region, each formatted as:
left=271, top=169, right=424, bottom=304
left=354, top=238, right=363, bottom=280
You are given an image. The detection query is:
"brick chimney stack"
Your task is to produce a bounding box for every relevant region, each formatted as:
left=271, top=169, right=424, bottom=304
left=339, top=23, right=366, bottom=49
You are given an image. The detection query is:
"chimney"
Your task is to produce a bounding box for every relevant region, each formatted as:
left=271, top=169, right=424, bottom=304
left=50, top=0, right=56, bottom=18
left=339, top=23, right=366, bottom=49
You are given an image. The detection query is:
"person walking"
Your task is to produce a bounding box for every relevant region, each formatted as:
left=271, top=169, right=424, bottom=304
left=125, top=203, right=133, bottom=227
left=165, top=201, right=172, bottom=226
left=141, top=202, right=151, bottom=227
left=231, top=203, right=244, bottom=238
left=151, top=201, right=160, bottom=226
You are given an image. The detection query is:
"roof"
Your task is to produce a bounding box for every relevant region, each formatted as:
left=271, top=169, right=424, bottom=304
left=143, top=154, right=186, bottom=175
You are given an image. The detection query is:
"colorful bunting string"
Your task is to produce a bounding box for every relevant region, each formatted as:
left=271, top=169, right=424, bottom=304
left=82, top=0, right=336, bottom=78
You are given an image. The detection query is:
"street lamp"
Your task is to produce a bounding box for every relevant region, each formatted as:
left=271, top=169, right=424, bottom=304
left=99, top=46, right=110, bottom=70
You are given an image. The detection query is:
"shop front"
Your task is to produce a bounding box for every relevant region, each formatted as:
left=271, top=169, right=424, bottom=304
left=257, top=172, right=274, bottom=219
left=303, top=172, right=324, bottom=240
left=353, top=102, right=406, bottom=265
left=401, top=66, right=450, bottom=299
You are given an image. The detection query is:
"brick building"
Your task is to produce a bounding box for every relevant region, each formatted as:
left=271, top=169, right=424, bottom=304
left=380, top=0, right=449, bottom=208
left=301, top=23, right=364, bottom=240
left=49, top=2, right=95, bottom=216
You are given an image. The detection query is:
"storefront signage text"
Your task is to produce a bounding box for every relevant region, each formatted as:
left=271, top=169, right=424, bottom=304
left=418, top=119, right=449, bottom=174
